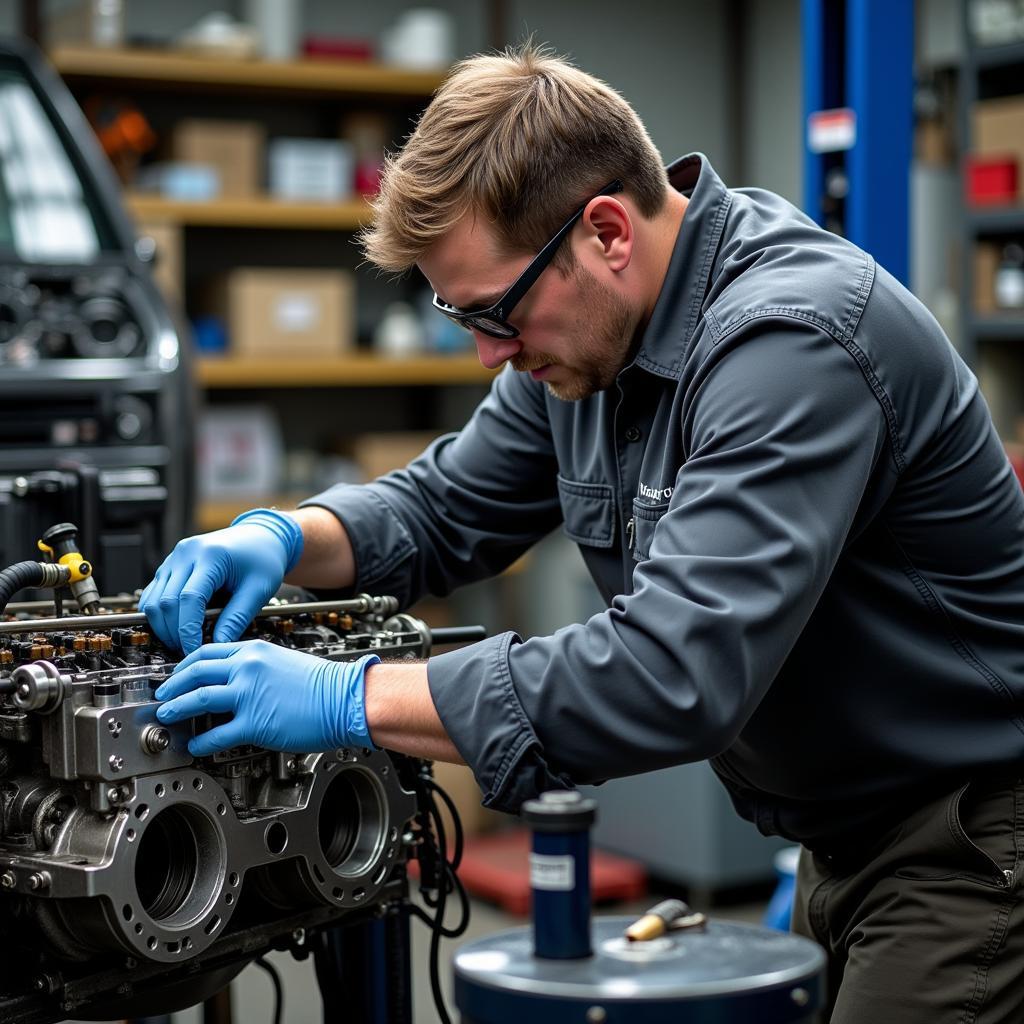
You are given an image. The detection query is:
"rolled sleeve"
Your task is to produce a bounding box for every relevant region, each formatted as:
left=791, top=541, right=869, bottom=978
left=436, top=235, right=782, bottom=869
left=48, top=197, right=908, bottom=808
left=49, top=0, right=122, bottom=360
left=428, top=632, right=570, bottom=811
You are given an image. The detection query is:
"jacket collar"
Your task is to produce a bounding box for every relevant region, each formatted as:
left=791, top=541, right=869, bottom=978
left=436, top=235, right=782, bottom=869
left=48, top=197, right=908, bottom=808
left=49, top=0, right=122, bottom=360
left=631, top=153, right=732, bottom=379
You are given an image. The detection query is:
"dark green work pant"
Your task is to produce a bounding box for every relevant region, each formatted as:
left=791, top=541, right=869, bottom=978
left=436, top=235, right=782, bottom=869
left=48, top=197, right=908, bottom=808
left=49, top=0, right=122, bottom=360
left=792, top=776, right=1024, bottom=1023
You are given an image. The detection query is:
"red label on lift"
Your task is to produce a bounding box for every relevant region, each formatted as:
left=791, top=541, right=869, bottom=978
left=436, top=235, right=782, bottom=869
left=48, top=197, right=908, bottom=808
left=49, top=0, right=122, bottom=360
left=807, top=108, right=857, bottom=154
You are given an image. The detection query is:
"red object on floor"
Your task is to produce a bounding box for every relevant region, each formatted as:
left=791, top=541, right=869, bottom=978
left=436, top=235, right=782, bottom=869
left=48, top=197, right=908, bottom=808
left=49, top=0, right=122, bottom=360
left=453, top=828, right=648, bottom=916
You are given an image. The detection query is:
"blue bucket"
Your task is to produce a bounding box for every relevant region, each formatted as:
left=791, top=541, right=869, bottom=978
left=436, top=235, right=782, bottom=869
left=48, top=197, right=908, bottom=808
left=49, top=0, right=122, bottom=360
left=763, top=845, right=801, bottom=931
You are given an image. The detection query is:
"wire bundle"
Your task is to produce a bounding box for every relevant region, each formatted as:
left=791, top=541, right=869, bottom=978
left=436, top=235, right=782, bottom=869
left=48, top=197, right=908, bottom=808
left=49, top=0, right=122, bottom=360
left=410, top=767, right=471, bottom=1024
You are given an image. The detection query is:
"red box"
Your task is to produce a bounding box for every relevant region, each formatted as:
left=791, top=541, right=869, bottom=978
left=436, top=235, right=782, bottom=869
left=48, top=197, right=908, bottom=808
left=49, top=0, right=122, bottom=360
left=965, top=155, right=1019, bottom=206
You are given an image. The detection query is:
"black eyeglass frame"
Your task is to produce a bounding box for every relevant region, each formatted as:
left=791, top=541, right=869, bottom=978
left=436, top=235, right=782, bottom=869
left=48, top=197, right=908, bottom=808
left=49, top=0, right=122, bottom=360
left=431, top=179, right=624, bottom=339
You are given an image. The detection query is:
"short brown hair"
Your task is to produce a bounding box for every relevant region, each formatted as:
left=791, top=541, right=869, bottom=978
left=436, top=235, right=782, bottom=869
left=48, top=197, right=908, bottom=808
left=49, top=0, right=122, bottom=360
left=360, top=42, right=669, bottom=274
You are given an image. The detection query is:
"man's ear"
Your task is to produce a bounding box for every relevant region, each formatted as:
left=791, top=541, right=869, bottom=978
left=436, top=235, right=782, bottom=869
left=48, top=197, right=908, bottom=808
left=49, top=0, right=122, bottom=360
left=581, top=196, right=632, bottom=272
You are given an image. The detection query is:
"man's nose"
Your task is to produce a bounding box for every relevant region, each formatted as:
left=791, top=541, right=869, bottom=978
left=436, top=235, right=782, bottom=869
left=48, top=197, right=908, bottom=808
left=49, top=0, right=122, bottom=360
left=473, top=332, right=522, bottom=370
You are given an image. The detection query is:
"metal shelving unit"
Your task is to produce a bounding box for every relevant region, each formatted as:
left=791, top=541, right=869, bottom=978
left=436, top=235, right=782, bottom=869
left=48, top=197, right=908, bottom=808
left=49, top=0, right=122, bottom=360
left=51, top=46, right=480, bottom=534
left=958, top=8, right=1024, bottom=400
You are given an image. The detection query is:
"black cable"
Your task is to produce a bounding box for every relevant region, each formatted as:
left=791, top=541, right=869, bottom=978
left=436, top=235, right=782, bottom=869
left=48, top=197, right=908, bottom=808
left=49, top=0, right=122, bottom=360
left=422, top=776, right=465, bottom=870
left=254, top=956, right=283, bottom=1024
left=420, top=794, right=470, bottom=938
left=407, top=768, right=473, bottom=1024
left=424, top=787, right=452, bottom=1024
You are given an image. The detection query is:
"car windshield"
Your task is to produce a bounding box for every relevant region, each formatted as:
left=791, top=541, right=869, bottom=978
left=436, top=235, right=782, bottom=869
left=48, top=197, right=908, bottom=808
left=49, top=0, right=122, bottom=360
left=0, top=64, right=113, bottom=262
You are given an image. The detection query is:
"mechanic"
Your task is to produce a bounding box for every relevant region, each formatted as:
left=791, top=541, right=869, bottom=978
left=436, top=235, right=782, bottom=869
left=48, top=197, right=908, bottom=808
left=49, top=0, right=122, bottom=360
left=143, top=44, right=1024, bottom=1023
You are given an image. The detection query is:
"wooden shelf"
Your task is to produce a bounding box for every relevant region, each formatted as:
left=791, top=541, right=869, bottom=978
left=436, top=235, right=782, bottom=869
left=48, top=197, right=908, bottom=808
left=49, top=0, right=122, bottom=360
left=50, top=45, right=447, bottom=98
left=127, top=193, right=372, bottom=229
left=196, top=354, right=495, bottom=388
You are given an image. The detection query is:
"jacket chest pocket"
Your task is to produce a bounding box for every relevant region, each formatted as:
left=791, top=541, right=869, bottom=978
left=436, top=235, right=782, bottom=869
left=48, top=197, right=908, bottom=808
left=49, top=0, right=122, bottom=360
left=557, top=475, right=616, bottom=548
left=631, top=499, right=670, bottom=561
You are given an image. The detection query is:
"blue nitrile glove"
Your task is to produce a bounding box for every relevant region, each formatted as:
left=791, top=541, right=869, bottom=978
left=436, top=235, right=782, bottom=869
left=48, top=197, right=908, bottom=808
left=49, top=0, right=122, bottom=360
left=139, top=509, right=303, bottom=653
left=154, top=640, right=380, bottom=756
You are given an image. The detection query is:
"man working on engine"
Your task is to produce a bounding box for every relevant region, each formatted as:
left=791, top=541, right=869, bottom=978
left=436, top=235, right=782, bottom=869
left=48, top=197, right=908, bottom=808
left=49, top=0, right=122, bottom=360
left=142, top=45, right=1024, bottom=1022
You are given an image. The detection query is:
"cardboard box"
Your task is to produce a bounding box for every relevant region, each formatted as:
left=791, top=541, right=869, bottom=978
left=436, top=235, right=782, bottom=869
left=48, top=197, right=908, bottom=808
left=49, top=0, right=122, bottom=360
left=210, top=268, right=355, bottom=357
left=972, top=97, right=1024, bottom=201
left=974, top=241, right=1001, bottom=313
left=351, top=431, right=442, bottom=481
left=915, top=118, right=954, bottom=167
left=173, top=119, right=265, bottom=197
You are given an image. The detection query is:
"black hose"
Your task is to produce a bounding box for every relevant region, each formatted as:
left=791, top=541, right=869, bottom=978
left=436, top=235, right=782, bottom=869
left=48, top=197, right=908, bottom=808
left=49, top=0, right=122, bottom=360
left=253, top=957, right=283, bottom=1024
left=0, top=562, right=49, bottom=616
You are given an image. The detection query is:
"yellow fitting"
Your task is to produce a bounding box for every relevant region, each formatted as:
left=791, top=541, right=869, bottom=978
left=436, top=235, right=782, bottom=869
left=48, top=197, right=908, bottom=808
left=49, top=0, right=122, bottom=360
left=36, top=540, right=53, bottom=557
left=57, top=552, right=92, bottom=583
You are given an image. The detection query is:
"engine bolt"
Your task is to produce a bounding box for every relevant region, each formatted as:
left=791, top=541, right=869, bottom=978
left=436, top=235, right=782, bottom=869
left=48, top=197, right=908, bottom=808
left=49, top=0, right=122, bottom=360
left=27, top=872, right=48, bottom=891
left=16, top=683, right=30, bottom=698
left=109, top=754, right=124, bottom=773
left=292, top=928, right=306, bottom=946
left=34, top=971, right=60, bottom=994
left=106, top=786, right=120, bottom=802
left=107, top=717, right=123, bottom=737
left=140, top=724, right=171, bottom=754
left=0, top=870, right=16, bottom=889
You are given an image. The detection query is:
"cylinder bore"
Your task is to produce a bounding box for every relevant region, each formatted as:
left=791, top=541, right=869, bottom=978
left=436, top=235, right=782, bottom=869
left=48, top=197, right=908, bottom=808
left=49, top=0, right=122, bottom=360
left=133, top=804, right=223, bottom=927
left=318, top=769, right=386, bottom=876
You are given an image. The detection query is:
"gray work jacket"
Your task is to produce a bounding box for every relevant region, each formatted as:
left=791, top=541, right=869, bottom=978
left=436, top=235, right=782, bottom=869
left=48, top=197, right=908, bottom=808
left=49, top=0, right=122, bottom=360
left=305, top=154, right=1024, bottom=850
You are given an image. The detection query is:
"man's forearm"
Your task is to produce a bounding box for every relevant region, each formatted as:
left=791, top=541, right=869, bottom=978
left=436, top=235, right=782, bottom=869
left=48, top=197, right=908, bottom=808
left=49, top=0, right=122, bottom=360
left=364, top=661, right=464, bottom=764
left=284, top=506, right=357, bottom=590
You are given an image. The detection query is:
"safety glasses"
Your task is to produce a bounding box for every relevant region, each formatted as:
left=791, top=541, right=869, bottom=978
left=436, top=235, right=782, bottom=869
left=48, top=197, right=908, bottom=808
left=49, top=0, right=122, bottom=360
left=431, top=179, right=623, bottom=339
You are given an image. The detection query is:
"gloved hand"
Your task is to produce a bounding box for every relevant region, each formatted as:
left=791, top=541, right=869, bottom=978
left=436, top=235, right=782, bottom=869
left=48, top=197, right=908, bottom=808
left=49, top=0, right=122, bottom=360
left=154, top=640, right=380, bottom=756
left=139, top=509, right=303, bottom=653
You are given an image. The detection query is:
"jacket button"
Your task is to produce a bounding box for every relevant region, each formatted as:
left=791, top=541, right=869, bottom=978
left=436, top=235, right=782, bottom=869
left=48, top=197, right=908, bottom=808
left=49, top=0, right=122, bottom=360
left=624, top=426, right=642, bottom=442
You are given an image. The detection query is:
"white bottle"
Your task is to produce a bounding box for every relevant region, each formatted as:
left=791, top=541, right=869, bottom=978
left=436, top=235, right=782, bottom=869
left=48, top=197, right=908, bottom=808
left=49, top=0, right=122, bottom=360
left=995, top=243, right=1024, bottom=310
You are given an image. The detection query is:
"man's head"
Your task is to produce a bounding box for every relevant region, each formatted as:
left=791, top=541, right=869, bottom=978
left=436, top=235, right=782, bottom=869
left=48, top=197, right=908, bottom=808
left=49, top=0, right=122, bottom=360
left=361, top=43, right=681, bottom=400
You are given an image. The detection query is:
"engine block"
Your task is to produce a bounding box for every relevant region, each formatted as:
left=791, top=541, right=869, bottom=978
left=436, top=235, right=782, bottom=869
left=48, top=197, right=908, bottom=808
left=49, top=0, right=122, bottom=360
left=0, top=593, right=441, bottom=1021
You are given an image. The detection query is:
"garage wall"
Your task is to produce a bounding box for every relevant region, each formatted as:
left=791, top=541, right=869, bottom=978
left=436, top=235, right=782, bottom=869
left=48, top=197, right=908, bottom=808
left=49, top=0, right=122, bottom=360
left=738, top=0, right=802, bottom=203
